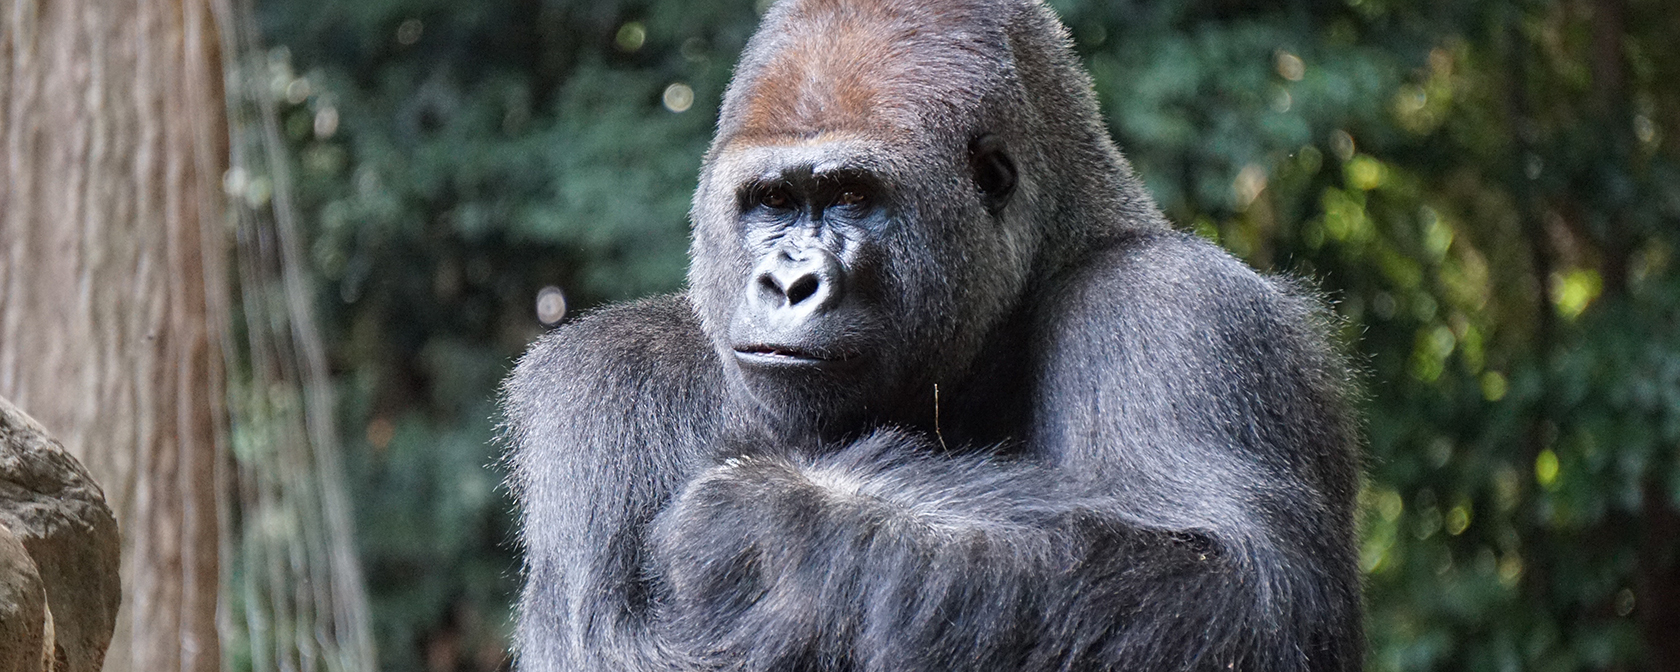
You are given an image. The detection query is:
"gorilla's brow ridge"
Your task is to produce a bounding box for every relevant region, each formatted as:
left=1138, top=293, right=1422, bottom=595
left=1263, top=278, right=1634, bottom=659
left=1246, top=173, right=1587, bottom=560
left=713, top=140, right=903, bottom=196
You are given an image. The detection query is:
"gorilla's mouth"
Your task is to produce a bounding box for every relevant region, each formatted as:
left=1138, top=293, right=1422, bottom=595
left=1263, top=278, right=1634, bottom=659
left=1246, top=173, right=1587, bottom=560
left=732, top=344, right=855, bottom=367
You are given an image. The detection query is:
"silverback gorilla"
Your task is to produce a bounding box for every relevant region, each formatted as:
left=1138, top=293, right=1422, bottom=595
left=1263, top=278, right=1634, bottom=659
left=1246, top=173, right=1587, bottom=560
left=503, top=0, right=1363, bottom=670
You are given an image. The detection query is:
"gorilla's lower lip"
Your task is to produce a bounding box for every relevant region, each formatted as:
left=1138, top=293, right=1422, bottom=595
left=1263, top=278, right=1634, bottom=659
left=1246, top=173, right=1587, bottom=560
left=732, top=346, right=854, bottom=368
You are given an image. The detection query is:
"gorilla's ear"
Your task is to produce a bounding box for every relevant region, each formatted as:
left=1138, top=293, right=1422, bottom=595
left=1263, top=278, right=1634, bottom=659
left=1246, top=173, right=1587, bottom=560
left=969, top=133, right=1017, bottom=214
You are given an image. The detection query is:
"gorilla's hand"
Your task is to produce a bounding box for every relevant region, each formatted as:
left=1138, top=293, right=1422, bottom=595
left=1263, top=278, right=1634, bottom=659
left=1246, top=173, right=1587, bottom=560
left=646, top=432, right=1108, bottom=666
left=648, top=453, right=867, bottom=665
left=652, top=454, right=823, bottom=605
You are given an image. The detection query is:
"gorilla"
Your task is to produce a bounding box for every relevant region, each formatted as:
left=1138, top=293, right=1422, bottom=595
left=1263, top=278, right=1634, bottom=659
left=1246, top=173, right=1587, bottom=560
left=503, top=0, right=1363, bottom=670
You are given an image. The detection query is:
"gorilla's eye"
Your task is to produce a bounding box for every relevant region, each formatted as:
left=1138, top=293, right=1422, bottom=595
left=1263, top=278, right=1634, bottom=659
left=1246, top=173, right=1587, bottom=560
left=757, top=186, right=794, bottom=210
left=969, top=133, right=1017, bottom=214
left=836, top=187, right=868, bottom=208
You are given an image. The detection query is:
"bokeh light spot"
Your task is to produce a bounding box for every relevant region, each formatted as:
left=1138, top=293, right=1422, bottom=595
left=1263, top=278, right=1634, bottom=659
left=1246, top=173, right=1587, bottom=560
left=681, top=37, right=708, bottom=62
left=1345, top=155, right=1386, bottom=190
left=1498, top=554, right=1523, bottom=588
left=397, top=18, right=423, bottom=45
left=1275, top=50, right=1306, bottom=81
left=1377, top=489, right=1403, bottom=522
left=536, top=286, right=568, bottom=326
left=663, top=82, right=695, bottom=113
left=1479, top=371, right=1508, bottom=402
left=314, top=106, right=339, bottom=139
left=1549, top=268, right=1602, bottom=321
left=1330, top=129, right=1356, bottom=161
left=1232, top=164, right=1268, bottom=209
left=285, top=77, right=311, bottom=104
left=1634, top=115, right=1658, bottom=145
left=1616, top=588, right=1636, bottom=617
left=1445, top=505, right=1470, bottom=535
left=1535, top=449, right=1560, bottom=488
left=616, top=22, right=647, bottom=52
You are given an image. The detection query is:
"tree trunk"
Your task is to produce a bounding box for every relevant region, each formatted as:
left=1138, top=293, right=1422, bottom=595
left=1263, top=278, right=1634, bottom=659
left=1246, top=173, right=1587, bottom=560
left=0, top=0, right=229, bottom=670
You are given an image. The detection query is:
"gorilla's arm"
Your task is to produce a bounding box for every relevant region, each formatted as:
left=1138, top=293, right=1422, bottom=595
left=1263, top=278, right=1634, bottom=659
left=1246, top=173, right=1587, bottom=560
left=652, top=232, right=1362, bottom=671
left=1024, top=231, right=1363, bottom=670
left=504, top=295, right=725, bottom=672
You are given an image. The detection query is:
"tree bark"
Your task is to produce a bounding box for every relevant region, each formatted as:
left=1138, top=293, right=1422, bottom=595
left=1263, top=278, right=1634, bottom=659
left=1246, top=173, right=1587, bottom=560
left=0, top=0, right=229, bottom=670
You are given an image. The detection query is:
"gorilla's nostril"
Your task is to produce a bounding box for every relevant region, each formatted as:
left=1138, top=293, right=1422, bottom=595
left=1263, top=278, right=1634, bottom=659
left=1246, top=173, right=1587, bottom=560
left=748, top=246, right=842, bottom=313
left=785, top=274, right=819, bottom=305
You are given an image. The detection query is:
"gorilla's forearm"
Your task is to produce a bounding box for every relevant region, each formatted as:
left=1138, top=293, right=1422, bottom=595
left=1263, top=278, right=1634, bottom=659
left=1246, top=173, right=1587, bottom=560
left=646, top=432, right=1321, bottom=670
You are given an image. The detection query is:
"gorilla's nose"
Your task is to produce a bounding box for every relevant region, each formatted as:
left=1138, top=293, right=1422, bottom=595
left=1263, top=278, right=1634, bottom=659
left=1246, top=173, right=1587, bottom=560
left=752, top=247, right=843, bottom=317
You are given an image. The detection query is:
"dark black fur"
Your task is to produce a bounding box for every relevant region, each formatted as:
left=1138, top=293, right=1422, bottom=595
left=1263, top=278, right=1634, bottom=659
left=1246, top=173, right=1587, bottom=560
left=504, top=0, right=1363, bottom=670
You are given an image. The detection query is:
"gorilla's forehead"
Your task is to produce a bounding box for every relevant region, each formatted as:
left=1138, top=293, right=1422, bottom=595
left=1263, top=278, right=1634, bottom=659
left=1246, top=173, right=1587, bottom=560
left=720, top=0, right=1017, bottom=146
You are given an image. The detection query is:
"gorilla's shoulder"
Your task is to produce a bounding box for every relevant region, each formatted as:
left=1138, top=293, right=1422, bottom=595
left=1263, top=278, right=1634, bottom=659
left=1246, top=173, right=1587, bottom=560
left=504, top=293, right=720, bottom=416
left=1107, top=230, right=1274, bottom=289
left=1046, top=230, right=1328, bottom=331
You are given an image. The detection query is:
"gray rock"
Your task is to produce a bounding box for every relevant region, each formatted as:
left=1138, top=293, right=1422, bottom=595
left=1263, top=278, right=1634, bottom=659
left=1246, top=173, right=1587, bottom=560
left=0, top=522, right=49, bottom=672
left=0, top=397, right=120, bottom=672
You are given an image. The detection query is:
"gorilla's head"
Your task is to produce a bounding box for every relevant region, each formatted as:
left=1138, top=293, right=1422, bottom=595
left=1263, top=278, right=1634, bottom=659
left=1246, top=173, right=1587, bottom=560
left=687, top=0, right=1160, bottom=437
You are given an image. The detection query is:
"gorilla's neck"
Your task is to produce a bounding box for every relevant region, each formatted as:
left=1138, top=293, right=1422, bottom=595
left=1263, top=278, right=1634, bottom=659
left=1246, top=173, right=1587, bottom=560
left=928, top=305, right=1037, bottom=453
left=838, top=305, right=1040, bottom=454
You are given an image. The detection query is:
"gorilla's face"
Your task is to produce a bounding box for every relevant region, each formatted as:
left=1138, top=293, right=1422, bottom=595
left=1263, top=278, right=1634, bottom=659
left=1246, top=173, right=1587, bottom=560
left=689, top=133, right=1027, bottom=436
left=683, top=0, right=1041, bottom=437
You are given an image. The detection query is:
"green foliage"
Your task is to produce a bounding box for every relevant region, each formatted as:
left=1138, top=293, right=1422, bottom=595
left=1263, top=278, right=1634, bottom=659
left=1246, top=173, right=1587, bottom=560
left=257, top=0, right=1680, bottom=668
